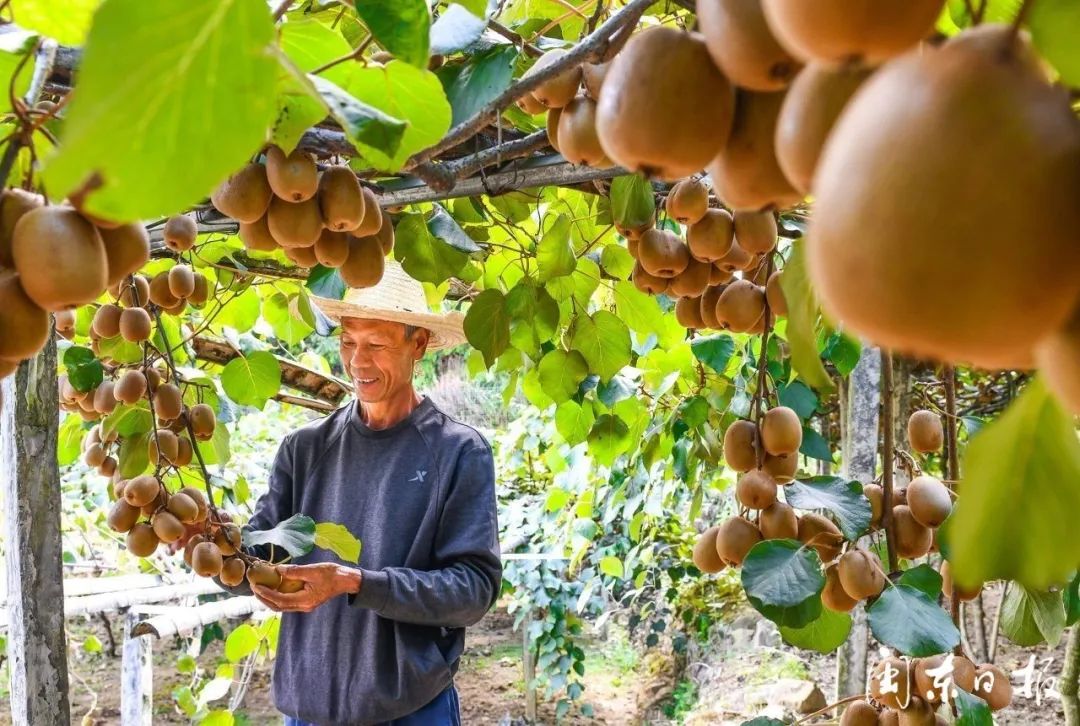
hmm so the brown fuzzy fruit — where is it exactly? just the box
[632,263,668,296]
[837,549,885,600]
[1035,305,1080,414]
[92,303,122,338]
[189,403,216,440]
[973,664,1011,711]
[870,658,912,711]
[638,230,690,279]
[107,499,141,533]
[687,209,735,263]
[809,34,1080,370]
[581,62,609,101]
[914,654,976,704]
[714,239,754,273]
[669,257,712,298]
[163,215,198,252]
[545,106,562,152]
[907,410,944,453]
[880,710,900,726]
[822,564,858,613]
[246,561,282,589]
[700,285,725,328]
[319,166,366,231]
[340,236,385,289]
[152,511,185,543]
[733,210,778,255]
[906,475,952,528]
[353,187,383,237]
[148,272,179,308]
[114,370,147,404]
[596,27,735,181]
[839,701,879,726]
[126,523,159,557]
[0,271,48,360]
[239,214,279,252]
[765,271,787,316]
[314,229,350,268]
[219,557,247,587]
[723,419,759,472]
[266,145,318,202]
[119,307,152,343]
[761,406,802,456]
[707,89,803,212]
[896,697,935,726]
[763,453,797,484]
[180,486,209,522]
[893,505,933,559]
[174,435,193,467]
[941,561,982,602]
[189,273,210,307]
[698,0,800,91]
[759,500,798,540]
[710,265,734,286]
[716,279,766,332]
[183,534,206,567]
[93,382,118,414]
[371,215,396,256]
[557,96,612,168]
[798,512,843,562]
[99,223,151,287]
[148,429,180,465]
[13,206,108,311]
[0,188,43,266]
[118,274,151,308]
[278,573,305,594]
[666,179,710,226]
[212,162,273,223]
[693,526,726,573]
[191,541,224,577]
[775,63,872,193]
[168,264,195,299]
[736,469,778,510]
[166,492,199,524]
[154,383,183,422]
[716,516,763,566]
[761,0,944,66]
[124,475,161,508]
[516,92,545,115]
[863,483,883,527]
[526,49,582,109]
[214,523,242,556]
[674,295,705,329]
[268,196,322,248]
[283,244,318,268]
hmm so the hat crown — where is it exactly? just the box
[341,261,429,314]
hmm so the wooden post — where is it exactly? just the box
[523,609,537,723]
[121,610,153,726]
[2,336,71,725]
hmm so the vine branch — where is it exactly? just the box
[880,349,899,574]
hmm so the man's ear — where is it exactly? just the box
[413,328,431,359]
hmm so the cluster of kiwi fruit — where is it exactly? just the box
[840,654,1011,724]
[211,146,394,289]
[183,516,301,594]
[0,189,152,381]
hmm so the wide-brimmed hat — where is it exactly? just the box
[311,261,466,351]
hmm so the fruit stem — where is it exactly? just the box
[1010,0,1036,41]
[943,364,963,636]
[752,257,776,469]
[880,349,899,574]
[128,275,166,488]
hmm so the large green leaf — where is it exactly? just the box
[224,623,259,662]
[63,346,103,392]
[691,334,736,374]
[899,564,943,600]
[10,0,99,44]
[1001,584,1066,647]
[536,214,577,282]
[430,3,489,55]
[954,687,994,726]
[263,292,314,346]
[569,310,631,382]
[780,240,835,393]
[220,351,281,409]
[463,288,510,367]
[57,414,86,467]
[946,378,1080,591]
[394,213,469,284]
[799,425,833,462]
[784,476,871,540]
[608,175,654,230]
[117,431,150,478]
[614,281,684,349]
[868,584,960,656]
[555,400,594,446]
[587,414,631,467]
[748,591,823,629]
[0,31,36,117]
[101,402,153,439]
[537,349,588,403]
[1028,0,1080,85]
[314,522,362,564]
[438,45,516,126]
[353,0,430,68]
[242,513,316,558]
[505,282,559,355]
[779,607,851,654]
[44,0,278,221]
[742,539,824,608]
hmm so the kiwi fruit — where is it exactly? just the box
[124,474,160,508]
[723,419,759,472]
[761,406,802,456]
[126,523,159,557]
[581,62,609,101]
[669,257,712,298]
[759,500,798,540]
[707,89,803,212]
[863,483,883,527]
[113,370,147,405]
[674,295,705,329]
[893,505,933,559]
[239,214,279,252]
[371,215,396,256]
[149,429,179,465]
[148,271,179,308]
[525,49,581,109]
[880,710,900,726]
[775,64,872,194]
[93,382,118,414]
[13,206,108,311]
[839,701,879,726]
[941,560,982,602]
[182,534,206,567]
[278,574,305,594]
[709,265,733,286]
[168,264,195,299]
[154,383,183,421]
[281,243,318,268]
[0,271,47,360]
[762,453,797,484]
[632,263,668,296]
[906,475,952,528]
[907,410,943,453]
[54,308,76,335]
[837,549,885,600]
[107,499,141,533]
[715,515,763,566]
[118,307,152,343]
[247,561,282,589]
[545,106,562,152]
[870,657,912,711]
[761,0,944,66]
[268,196,322,248]
[214,523,242,556]
[0,188,43,266]
[516,92,545,115]
[191,541,224,577]
[822,564,858,613]
[163,215,198,252]
[737,469,778,509]
[637,230,691,279]
[557,96,612,168]
[211,162,273,223]
[973,664,1011,711]
[151,510,184,543]
[99,223,151,286]
[266,145,318,202]
[189,403,216,440]
[353,188,383,237]
[687,209,734,263]
[180,486,209,522]
[219,557,247,587]
[733,210,778,255]
[165,492,199,524]
[764,271,787,316]
[1035,305,1080,414]
[714,239,754,274]
[314,229,350,268]
[174,435,193,467]
[797,512,843,562]
[84,442,107,468]
[896,697,935,726]
[319,166,366,231]
[810,34,1080,370]
[118,274,151,308]
[92,303,122,338]
[713,279,764,332]
[699,285,725,328]
[596,27,735,181]
[698,0,800,91]
[692,526,726,573]
[339,236,385,288]
[666,179,710,225]
[188,273,210,307]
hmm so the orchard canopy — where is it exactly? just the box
[0,0,1079,724]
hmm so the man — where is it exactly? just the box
[209,262,501,725]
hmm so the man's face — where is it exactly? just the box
[339,318,430,403]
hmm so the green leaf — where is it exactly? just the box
[1001,584,1066,647]
[394,213,469,284]
[954,687,994,726]
[10,0,99,45]
[101,403,153,439]
[463,288,510,367]
[213,286,261,333]
[741,539,825,608]
[570,310,631,382]
[439,45,516,125]
[779,607,851,654]
[117,432,150,479]
[587,414,631,467]
[537,214,577,281]
[537,349,588,403]
[868,584,960,656]
[97,335,143,365]
[799,425,832,462]
[242,513,316,558]
[428,204,482,253]
[196,421,231,467]
[224,623,259,662]
[506,282,559,355]
[306,265,347,301]
[778,381,818,420]
[609,175,654,230]
[221,351,281,409]
[263,292,314,345]
[57,415,85,467]
[430,3,488,55]
[314,522,362,564]
[614,281,684,349]
[0,32,34,119]
[555,400,594,446]
[748,591,822,630]
[599,556,624,579]
[43,0,278,221]
[946,378,1080,591]
[899,564,943,600]
[780,240,835,392]
[545,487,571,513]
[82,634,102,653]
[822,331,861,377]
[353,0,430,68]
[306,74,408,159]
[691,334,736,374]
[1028,0,1080,84]
[600,243,635,280]
[784,476,871,540]
[63,346,103,392]
[199,709,235,726]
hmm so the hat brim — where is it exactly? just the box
[311,296,467,351]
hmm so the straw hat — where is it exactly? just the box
[311,261,466,350]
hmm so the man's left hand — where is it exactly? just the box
[251,563,362,613]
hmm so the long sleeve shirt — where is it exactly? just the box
[240,397,501,725]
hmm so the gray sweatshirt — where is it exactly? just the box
[238,397,502,725]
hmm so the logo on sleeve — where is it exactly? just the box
[409,470,427,484]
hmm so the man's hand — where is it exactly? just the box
[251,563,362,613]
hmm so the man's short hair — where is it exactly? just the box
[403,324,419,338]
